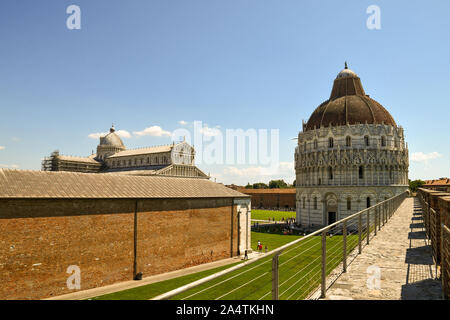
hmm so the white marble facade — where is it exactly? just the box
[295,67,409,228]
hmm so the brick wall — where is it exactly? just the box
[0,198,239,300]
[237,189,295,209]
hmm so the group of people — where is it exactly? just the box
[256,240,267,253]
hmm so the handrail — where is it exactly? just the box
[152,191,407,300]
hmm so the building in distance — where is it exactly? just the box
[42,125,208,179]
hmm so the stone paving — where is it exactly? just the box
[323,197,442,300]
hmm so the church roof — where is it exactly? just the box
[0,169,247,199]
[305,63,396,131]
[107,145,173,158]
[57,154,101,164]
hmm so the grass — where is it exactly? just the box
[251,209,296,221]
[172,232,360,300]
[251,231,302,252]
[89,262,242,300]
[90,229,363,301]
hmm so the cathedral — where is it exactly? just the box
[295,64,409,228]
[42,126,209,179]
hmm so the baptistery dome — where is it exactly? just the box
[305,63,396,131]
[294,63,409,230]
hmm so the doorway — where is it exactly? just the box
[328,212,337,225]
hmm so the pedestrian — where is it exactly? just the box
[265,245,268,253]
[244,250,248,260]
[257,240,261,252]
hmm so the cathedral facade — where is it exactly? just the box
[295,64,409,228]
[42,126,209,179]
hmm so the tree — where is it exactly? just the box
[268,179,288,189]
[252,182,268,189]
[409,179,425,192]
[245,183,253,189]
[293,180,296,187]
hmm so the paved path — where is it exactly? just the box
[45,255,245,300]
[324,197,442,300]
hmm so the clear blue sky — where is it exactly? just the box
[0,0,449,184]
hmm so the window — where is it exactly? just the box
[347,197,351,210]
[359,166,364,179]
[328,137,334,148]
[364,136,370,146]
[304,143,307,151]
[314,140,318,149]
[303,197,305,209]
[313,197,317,209]
[346,136,351,147]
[381,136,386,147]
[328,167,333,180]
[366,197,371,208]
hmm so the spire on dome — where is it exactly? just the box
[345,61,348,69]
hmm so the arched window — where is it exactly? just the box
[364,136,370,146]
[314,140,318,149]
[304,142,307,151]
[346,136,351,147]
[313,197,317,209]
[328,167,333,180]
[328,137,334,148]
[347,197,351,210]
[359,166,364,179]
[381,136,386,147]
[366,197,371,208]
[302,197,306,209]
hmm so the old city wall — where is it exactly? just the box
[0,198,238,300]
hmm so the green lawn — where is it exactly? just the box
[89,262,241,300]
[172,233,360,300]
[89,230,362,300]
[251,231,302,252]
[251,209,296,221]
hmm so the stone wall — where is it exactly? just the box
[237,189,295,210]
[0,197,243,300]
[417,188,450,299]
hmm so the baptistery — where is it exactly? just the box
[295,63,409,228]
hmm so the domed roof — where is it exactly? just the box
[99,126,125,149]
[305,63,396,131]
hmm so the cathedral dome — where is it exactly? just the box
[305,63,396,131]
[99,126,125,149]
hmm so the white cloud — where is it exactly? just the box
[0,146,5,150]
[88,130,132,139]
[411,152,442,162]
[116,130,132,138]
[178,120,188,125]
[133,126,171,137]
[212,161,295,185]
[199,125,221,137]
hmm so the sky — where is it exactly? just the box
[0,0,449,185]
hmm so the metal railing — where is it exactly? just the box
[271,191,407,299]
[152,191,407,300]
